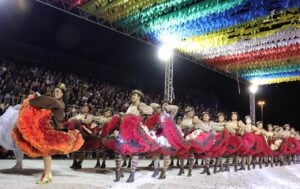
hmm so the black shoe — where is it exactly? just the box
[148,160,154,168]
[224,164,230,172]
[152,169,159,177]
[127,160,131,169]
[247,164,251,171]
[185,161,190,167]
[194,159,199,166]
[213,165,217,173]
[200,167,206,174]
[215,165,221,173]
[121,160,127,168]
[237,164,245,171]
[178,167,185,176]
[114,170,124,182]
[213,165,221,173]
[265,162,269,167]
[200,166,210,175]
[280,161,284,166]
[158,171,166,179]
[207,167,211,175]
[270,162,274,167]
[126,173,135,183]
[259,162,263,169]
[234,164,238,172]
[94,160,101,168]
[70,160,77,169]
[188,168,192,177]
[219,165,225,172]
[169,159,174,167]
[74,161,82,169]
[100,161,106,168]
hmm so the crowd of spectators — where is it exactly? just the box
[0,58,220,120]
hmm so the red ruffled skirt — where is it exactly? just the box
[68,120,102,151]
[278,137,299,156]
[155,115,190,156]
[105,115,160,155]
[12,98,84,158]
[101,116,122,151]
[206,129,230,158]
[190,132,215,158]
[245,134,268,156]
[295,140,300,155]
[237,132,256,156]
[224,134,242,156]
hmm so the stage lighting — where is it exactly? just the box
[249,83,259,94]
[158,44,173,61]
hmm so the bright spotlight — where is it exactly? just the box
[249,83,259,94]
[158,44,173,61]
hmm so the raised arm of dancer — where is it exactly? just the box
[29,95,62,110]
[195,123,211,132]
[210,121,225,131]
[138,103,153,115]
[165,105,179,117]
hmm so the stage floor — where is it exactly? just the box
[0,159,299,189]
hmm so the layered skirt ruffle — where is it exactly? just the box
[274,137,300,156]
[68,119,102,151]
[0,105,20,150]
[102,114,160,155]
[12,98,84,158]
[237,132,256,156]
[206,129,230,158]
[191,132,215,158]
[101,115,121,152]
[245,134,267,156]
[151,114,190,156]
[224,134,242,156]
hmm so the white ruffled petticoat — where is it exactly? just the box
[0,105,20,150]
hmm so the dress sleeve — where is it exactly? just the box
[210,122,225,131]
[138,103,153,115]
[196,123,211,132]
[29,95,62,110]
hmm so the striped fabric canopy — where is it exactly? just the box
[64,0,300,85]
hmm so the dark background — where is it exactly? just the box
[0,0,299,128]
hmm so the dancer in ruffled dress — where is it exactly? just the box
[12,83,84,184]
[0,104,24,169]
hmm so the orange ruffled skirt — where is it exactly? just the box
[12,98,84,158]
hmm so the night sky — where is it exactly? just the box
[0,0,299,128]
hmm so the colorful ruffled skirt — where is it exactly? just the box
[206,129,230,158]
[245,134,267,156]
[237,132,256,156]
[150,114,190,156]
[68,119,102,151]
[103,114,160,155]
[224,134,242,156]
[275,137,300,156]
[12,98,84,158]
[190,131,215,158]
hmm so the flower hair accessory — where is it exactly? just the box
[58,83,66,91]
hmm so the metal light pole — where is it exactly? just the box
[249,84,258,124]
[258,100,266,123]
[158,44,174,102]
